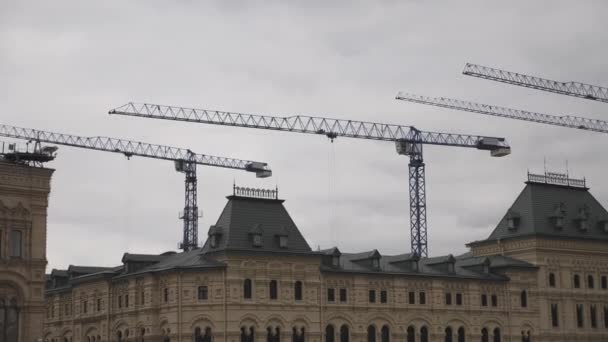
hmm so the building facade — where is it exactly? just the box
[43,175,608,342]
[0,160,54,341]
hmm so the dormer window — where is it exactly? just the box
[279,236,288,248]
[253,234,262,247]
[550,203,566,230]
[332,255,340,267]
[372,258,380,269]
[506,211,520,231]
[249,224,263,247]
[600,220,608,233]
[207,225,222,249]
[576,207,589,232]
[448,262,455,274]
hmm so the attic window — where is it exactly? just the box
[576,207,589,231]
[550,203,566,230]
[332,255,340,267]
[506,211,520,231]
[210,235,218,248]
[253,234,263,247]
[279,236,288,248]
[448,262,455,274]
[372,258,380,269]
[600,220,608,233]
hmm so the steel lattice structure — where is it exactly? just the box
[0,123,272,251]
[110,102,511,257]
[395,93,608,134]
[463,63,608,104]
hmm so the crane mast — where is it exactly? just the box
[463,63,608,104]
[110,102,511,257]
[0,123,272,251]
[395,93,608,133]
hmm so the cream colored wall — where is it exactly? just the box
[472,237,608,342]
[44,252,544,342]
[0,161,54,342]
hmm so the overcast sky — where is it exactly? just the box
[2,1,607,271]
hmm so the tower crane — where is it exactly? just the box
[463,63,608,104]
[395,93,608,133]
[109,102,511,257]
[0,123,272,251]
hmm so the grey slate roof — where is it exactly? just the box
[321,249,522,281]
[472,181,608,244]
[201,195,311,253]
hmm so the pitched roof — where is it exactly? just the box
[201,195,311,253]
[474,181,608,244]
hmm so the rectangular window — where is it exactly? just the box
[491,294,498,307]
[574,275,581,288]
[591,305,597,328]
[369,290,376,303]
[445,293,452,305]
[164,288,169,302]
[64,303,69,316]
[125,294,129,307]
[10,230,22,257]
[269,280,278,300]
[118,295,122,308]
[97,298,101,312]
[577,304,584,328]
[408,291,415,304]
[380,290,387,304]
[456,293,462,305]
[419,292,426,305]
[83,300,88,314]
[198,286,209,300]
[141,290,145,305]
[481,294,488,307]
[551,303,559,327]
[604,305,608,328]
[602,276,607,290]
[339,288,347,303]
[327,288,335,302]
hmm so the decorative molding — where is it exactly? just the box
[0,200,31,220]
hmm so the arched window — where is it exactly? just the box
[325,325,335,342]
[292,327,305,342]
[381,325,389,342]
[203,328,212,342]
[241,327,255,342]
[492,328,501,342]
[520,290,527,308]
[294,281,303,301]
[4,298,19,342]
[244,279,252,299]
[267,327,280,342]
[481,328,489,342]
[420,327,428,342]
[117,331,123,342]
[574,274,581,288]
[549,273,556,287]
[269,280,278,300]
[444,327,453,342]
[406,326,415,342]
[367,326,376,342]
[340,325,349,342]
[588,275,594,289]
[10,230,22,257]
[457,327,465,342]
